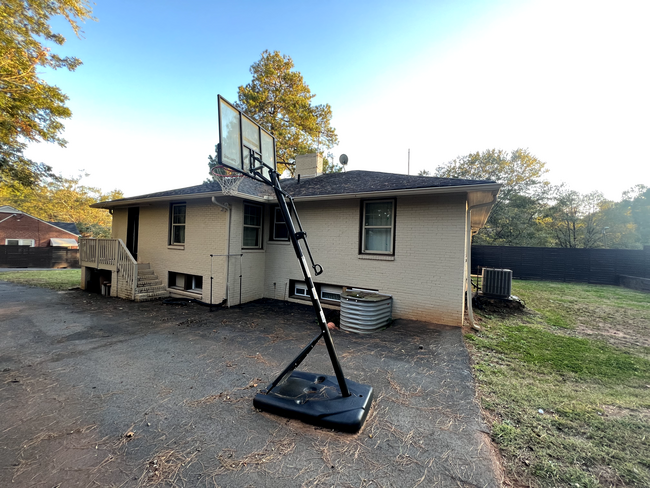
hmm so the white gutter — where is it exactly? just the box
[465,192,498,331]
[290,183,502,202]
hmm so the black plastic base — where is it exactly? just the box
[254,371,373,433]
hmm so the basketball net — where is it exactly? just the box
[211,165,245,196]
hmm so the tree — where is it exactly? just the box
[435,148,550,246]
[235,50,338,176]
[0,174,122,238]
[0,0,94,187]
[322,152,343,174]
[418,169,431,176]
[543,186,609,248]
[434,148,548,198]
[624,185,650,246]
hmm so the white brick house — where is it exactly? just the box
[82,154,500,326]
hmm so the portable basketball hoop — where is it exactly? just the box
[211,164,245,196]
[216,96,373,433]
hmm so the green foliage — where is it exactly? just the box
[544,185,609,248]
[434,148,649,248]
[0,0,94,186]
[322,153,343,174]
[435,148,548,198]
[0,174,121,237]
[435,148,551,246]
[235,50,338,176]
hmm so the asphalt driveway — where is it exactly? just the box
[0,282,501,487]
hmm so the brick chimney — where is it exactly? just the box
[295,153,323,179]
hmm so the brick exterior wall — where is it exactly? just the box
[263,194,468,325]
[112,199,231,304]
[0,212,78,247]
[110,192,469,326]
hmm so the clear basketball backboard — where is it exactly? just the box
[217,95,276,181]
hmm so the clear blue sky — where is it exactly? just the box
[25,0,649,200]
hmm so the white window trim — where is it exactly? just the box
[170,203,186,245]
[294,282,308,297]
[361,199,395,254]
[5,239,35,246]
[243,202,263,249]
[272,207,289,241]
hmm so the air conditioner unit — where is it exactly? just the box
[481,268,512,298]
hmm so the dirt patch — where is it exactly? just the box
[602,404,650,420]
[573,303,650,350]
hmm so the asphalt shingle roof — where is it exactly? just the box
[50,222,80,235]
[100,170,496,206]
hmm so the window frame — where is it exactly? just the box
[289,280,345,304]
[359,198,396,255]
[269,206,289,241]
[294,281,309,297]
[242,202,263,249]
[169,203,187,245]
[5,239,35,246]
[168,272,203,294]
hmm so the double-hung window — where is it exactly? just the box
[361,199,395,254]
[271,207,289,241]
[170,203,186,244]
[243,203,263,248]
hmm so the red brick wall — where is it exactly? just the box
[0,213,78,247]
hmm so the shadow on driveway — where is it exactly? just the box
[0,282,501,487]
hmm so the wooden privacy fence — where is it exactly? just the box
[0,246,80,269]
[471,245,650,285]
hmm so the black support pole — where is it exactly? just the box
[270,171,351,397]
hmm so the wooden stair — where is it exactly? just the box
[134,263,169,302]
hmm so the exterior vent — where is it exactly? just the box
[481,268,512,298]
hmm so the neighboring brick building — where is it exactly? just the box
[0,206,80,248]
[86,155,500,326]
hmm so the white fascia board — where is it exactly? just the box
[91,192,268,209]
[288,183,502,202]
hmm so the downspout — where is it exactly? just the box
[212,197,232,306]
[466,193,498,331]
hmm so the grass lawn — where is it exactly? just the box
[466,280,650,487]
[0,269,81,290]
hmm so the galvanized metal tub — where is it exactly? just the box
[340,290,392,334]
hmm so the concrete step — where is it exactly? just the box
[138,263,151,270]
[134,290,169,302]
[137,278,163,287]
[136,284,167,294]
[138,268,156,277]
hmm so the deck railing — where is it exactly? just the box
[80,238,138,299]
[116,240,138,299]
[80,238,118,269]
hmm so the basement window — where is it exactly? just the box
[168,272,202,293]
[320,285,342,302]
[294,281,309,297]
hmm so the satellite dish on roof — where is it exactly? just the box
[339,154,348,166]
